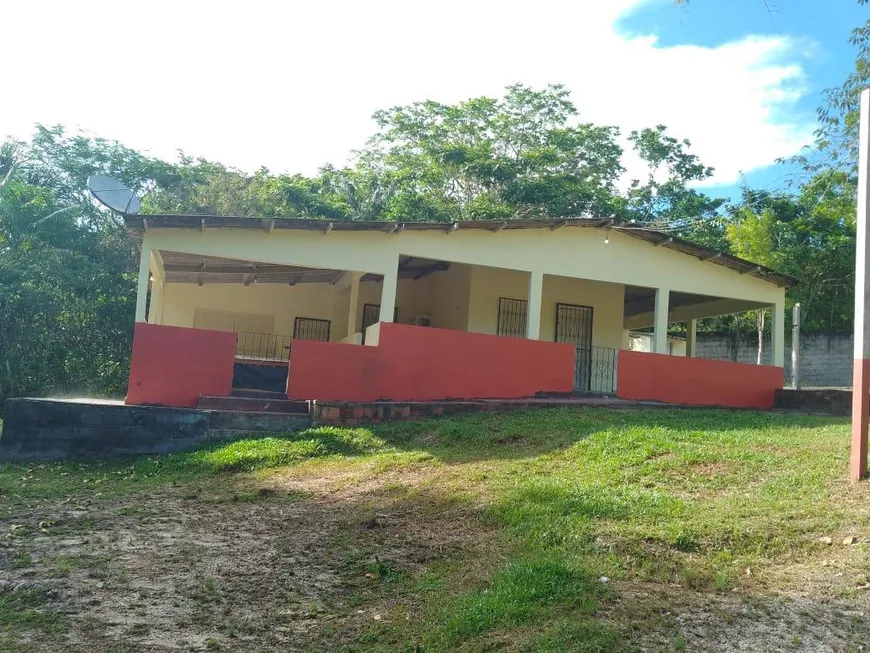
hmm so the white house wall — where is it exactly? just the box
[141,226,785,305]
[162,283,341,340]
[465,267,624,348]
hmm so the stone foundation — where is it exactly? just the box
[0,398,310,461]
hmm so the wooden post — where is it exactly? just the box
[851,88,870,482]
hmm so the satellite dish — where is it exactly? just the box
[86,175,141,215]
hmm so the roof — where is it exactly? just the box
[128,214,794,288]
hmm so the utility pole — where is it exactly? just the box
[851,88,870,482]
[792,304,801,389]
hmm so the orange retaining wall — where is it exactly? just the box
[126,323,237,408]
[616,350,783,409]
[287,322,575,402]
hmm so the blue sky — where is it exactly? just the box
[619,0,868,200]
[2,0,867,206]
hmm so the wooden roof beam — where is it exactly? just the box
[412,262,449,281]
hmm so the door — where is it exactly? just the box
[555,303,594,391]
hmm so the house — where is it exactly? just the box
[628,331,687,356]
[125,216,789,409]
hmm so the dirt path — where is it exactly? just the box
[1,466,488,652]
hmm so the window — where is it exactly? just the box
[293,317,331,342]
[497,298,527,338]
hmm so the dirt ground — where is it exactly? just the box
[1,464,491,652]
[4,462,870,652]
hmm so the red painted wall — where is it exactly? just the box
[616,350,784,409]
[126,323,237,407]
[287,322,575,402]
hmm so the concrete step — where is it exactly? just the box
[197,395,309,414]
[231,388,288,400]
[205,411,311,433]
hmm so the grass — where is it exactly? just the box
[0,408,864,651]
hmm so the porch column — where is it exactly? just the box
[378,260,398,324]
[135,245,151,323]
[347,272,362,338]
[771,301,785,367]
[653,288,670,354]
[149,275,165,324]
[526,269,544,339]
[685,319,697,358]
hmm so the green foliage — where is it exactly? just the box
[805,0,870,173]
[426,558,605,648]
[723,173,856,331]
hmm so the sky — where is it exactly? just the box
[3,0,867,200]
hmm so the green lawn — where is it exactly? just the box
[1,408,868,652]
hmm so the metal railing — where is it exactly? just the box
[575,346,618,394]
[235,331,292,364]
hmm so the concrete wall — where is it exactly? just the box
[287,322,574,402]
[617,350,783,409]
[695,331,853,388]
[0,398,309,461]
[126,324,237,407]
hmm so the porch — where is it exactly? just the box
[132,242,785,405]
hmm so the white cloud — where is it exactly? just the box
[2,0,814,189]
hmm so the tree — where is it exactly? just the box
[725,175,856,334]
[356,84,626,221]
[625,125,724,225]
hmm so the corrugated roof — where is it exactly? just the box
[128,214,794,288]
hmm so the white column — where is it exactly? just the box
[771,301,785,367]
[852,88,870,481]
[347,272,362,338]
[149,276,164,324]
[526,270,544,339]
[686,319,697,358]
[378,261,398,324]
[135,245,151,323]
[653,288,669,354]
